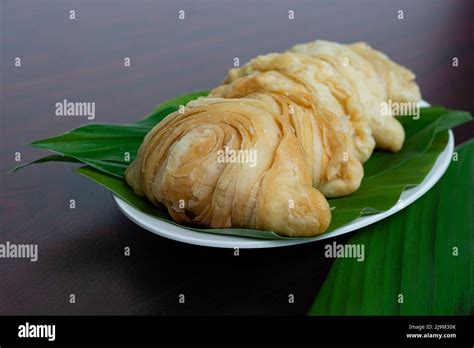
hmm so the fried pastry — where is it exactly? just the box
[126,39,421,236]
[125,98,331,237]
[290,40,421,152]
[211,53,364,197]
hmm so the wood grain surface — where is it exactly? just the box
[1,0,473,315]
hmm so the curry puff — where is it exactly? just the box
[126,39,421,237]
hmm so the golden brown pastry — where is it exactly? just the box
[125,97,331,237]
[126,39,421,237]
[210,53,364,197]
[220,52,375,163]
[290,40,421,152]
[347,42,421,104]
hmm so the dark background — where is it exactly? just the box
[1,0,473,315]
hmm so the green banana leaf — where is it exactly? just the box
[12,91,472,239]
[20,90,210,178]
[309,139,474,315]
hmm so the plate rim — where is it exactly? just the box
[114,129,454,249]
[114,99,454,248]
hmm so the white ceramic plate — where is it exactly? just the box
[113,102,455,248]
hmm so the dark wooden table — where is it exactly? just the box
[1,0,473,315]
